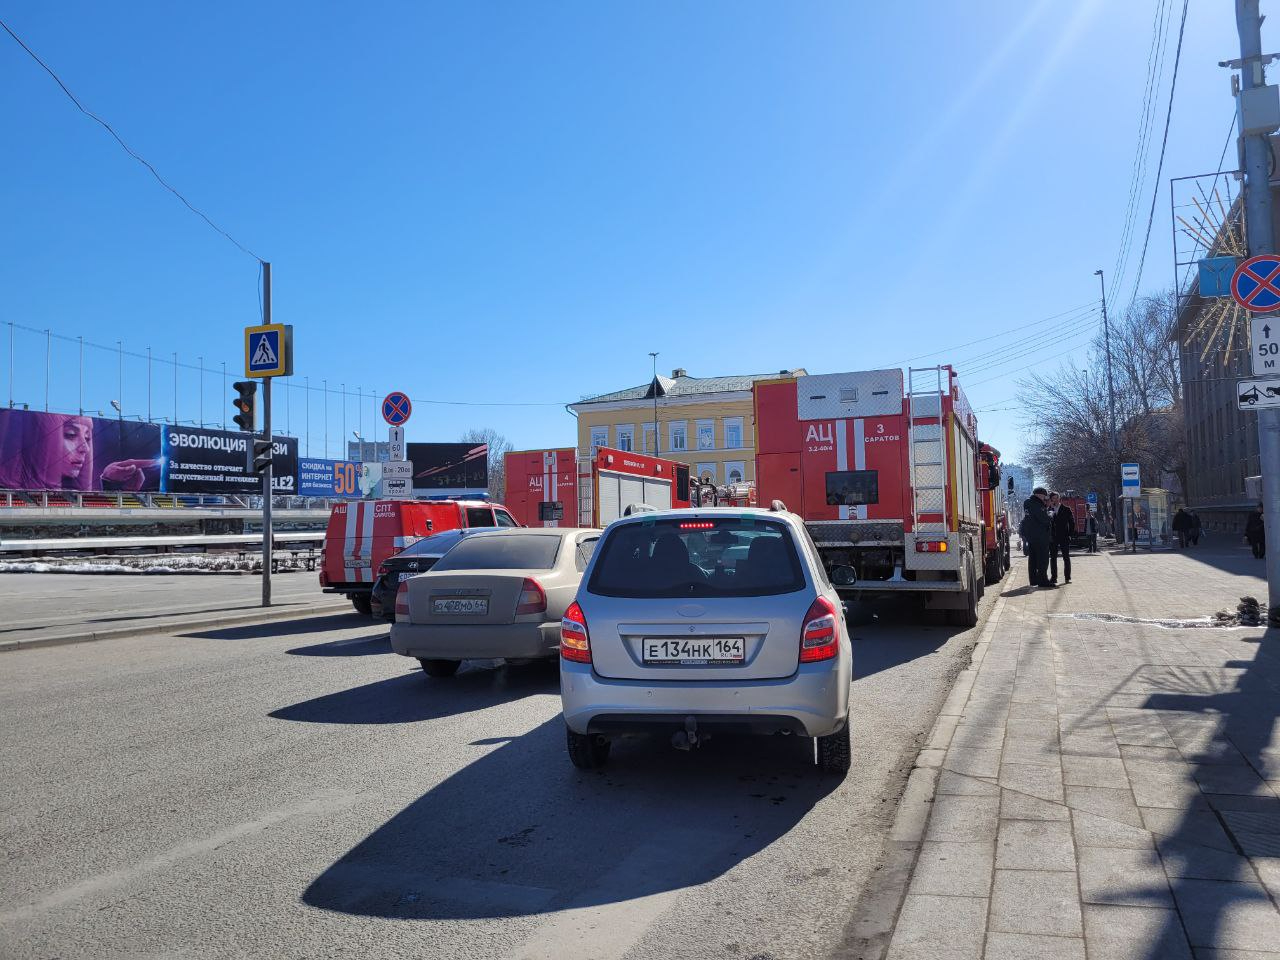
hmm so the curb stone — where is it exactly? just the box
[0,602,356,653]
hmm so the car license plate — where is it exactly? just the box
[432,597,488,616]
[643,637,745,664]
[397,572,416,583]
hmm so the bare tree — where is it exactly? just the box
[1016,288,1185,521]
[460,427,513,502]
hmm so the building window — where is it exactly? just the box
[616,424,634,452]
[590,425,608,453]
[696,462,716,483]
[642,423,656,454]
[725,461,745,485]
[696,419,715,450]
[669,421,687,451]
[724,417,743,449]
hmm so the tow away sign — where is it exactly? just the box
[1237,376,1280,410]
[1254,316,1280,375]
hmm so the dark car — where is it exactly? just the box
[369,528,493,620]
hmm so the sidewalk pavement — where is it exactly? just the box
[882,543,1280,960]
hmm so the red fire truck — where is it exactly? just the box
[978,443,1012,583]
[504,446,691,528]
[754,366,996,626]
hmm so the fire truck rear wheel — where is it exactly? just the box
[947,563,979,628]
[351,594,373,616]
[985,552,1002,585]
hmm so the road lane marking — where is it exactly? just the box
[0,791,360,925]
[505,827,739,960]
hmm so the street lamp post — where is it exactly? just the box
[649,351,660,454]
[1095,269,1120,539]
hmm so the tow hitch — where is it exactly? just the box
[671,716,700,751]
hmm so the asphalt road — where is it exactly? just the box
[0,570,345,643]
[0,585,996,960]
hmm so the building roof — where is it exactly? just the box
[574,370,806,407]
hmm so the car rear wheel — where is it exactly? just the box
[418,658,461,678]
[566,724,611,769]
[816,723,851,775]
[351,594,373,616]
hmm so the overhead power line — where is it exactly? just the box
[889,301,1098,368]
[1121,0,1191,310]
[0,17,263,263]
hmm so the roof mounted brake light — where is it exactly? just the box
[678,521,715,529]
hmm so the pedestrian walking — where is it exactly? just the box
[1172,507,1191,548]
[1246,504,1266,559]
[1126,508,1138,553]
[1048,491,1074,584]
[1021,487,1053,588]
[1189,511,1202,547]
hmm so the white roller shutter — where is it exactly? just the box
[642,477,672,509]
[598,474,621,526]
[619,475,645,515]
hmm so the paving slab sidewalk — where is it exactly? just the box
[882,543,1280,960]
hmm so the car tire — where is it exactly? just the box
[817,723,851,776]
[418,658,461,678]
[947,563,979,628]
[985,552,1002,585]
[566,724,611,769]
[351,594,373,616]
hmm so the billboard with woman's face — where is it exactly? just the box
[0,409,161,492]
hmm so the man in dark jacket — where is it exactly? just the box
[1246,504,1265,559]
[1172,508,1191,548]
[1048,492,1075,584]
[1022,487,1054,588]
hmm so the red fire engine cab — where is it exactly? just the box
[978,442,1012,583]
[504,446,691,528]
[754,365,999,626]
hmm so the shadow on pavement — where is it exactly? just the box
[180,612,369,641]
[849,596,955,680]
[270,660,557,725]
[287,635,393,657]
[1126,624,1280,958]
[302,715,839,920]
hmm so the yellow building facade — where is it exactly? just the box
[568,368,804,486]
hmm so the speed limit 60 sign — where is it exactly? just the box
[1255,315,1280,375]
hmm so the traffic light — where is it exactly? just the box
[251,439,273,474]
[232,381,257,432]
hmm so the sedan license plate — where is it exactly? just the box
[432,597,488,616]
[643,637,745,665]
[397,572,416,583]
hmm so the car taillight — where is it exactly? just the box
[916,540,949,553]
[377,563,390,577]
[560,601,591,663]
[799,596,839,663]
[516,578,547,616]
[395,582,410,622]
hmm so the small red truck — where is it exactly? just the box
[320,499,519,614]
[754,365,999,626]
[505,446,691,528]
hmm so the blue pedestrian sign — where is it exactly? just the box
[382,391,412,425]
[1231,255,1280,314]
[244,323,292,378]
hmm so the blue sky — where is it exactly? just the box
[0,1,1246,463]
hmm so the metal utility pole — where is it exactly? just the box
[198,356,204,427]
[342,382,347,457]
[305,375,310,457]
[172,352,178,425]
[44,330,51,411]
[1235,0,1280,619]
[323,378,329,459]
[147,347,152,421]
[221,361,226,428]
[8,321,13,408]
[649,351,660,454]
[78,336,84,415]
[262,261,274,607]
[1095,269,1121,539]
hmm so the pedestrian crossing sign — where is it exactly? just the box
[244,323,292,378]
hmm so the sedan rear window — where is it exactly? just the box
[398,530,470,557]
[588,516,806,598]
[432,534,561,571]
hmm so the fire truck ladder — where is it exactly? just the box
[576,454,594,527]
[907,366,949,535]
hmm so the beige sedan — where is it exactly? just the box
[390,528,602,677]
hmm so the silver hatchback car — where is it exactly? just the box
[560,507,852,774]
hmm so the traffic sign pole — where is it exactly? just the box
[1235,0,1280,624]
[262,263,273,608]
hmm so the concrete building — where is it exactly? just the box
[568,368,805,485]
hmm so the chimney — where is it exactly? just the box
[671,368,687,378]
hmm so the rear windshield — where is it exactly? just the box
[588,516,806,598]
[399,530,469,558]
[432,533,561,571]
